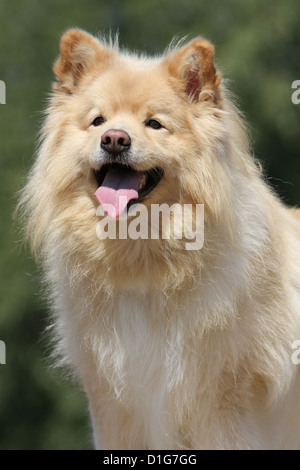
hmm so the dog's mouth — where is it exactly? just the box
[94,163,163,218]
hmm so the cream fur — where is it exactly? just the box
[20,29,300,449]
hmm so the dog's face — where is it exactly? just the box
[75,64,188,217]
[31,29,238,287]
[51,29,225,211]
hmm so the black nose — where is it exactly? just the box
[101,129,131,154]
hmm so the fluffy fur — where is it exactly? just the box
[20,29,300,449]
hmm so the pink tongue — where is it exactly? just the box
[94,166,142,218]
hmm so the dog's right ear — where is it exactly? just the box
[53,29,114,93]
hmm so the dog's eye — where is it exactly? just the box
[146,119,163,130]
[92,116,105,127]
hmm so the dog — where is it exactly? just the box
[20,28,300,449]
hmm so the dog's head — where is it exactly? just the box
[52,28,224,209]
[23,29,249,289]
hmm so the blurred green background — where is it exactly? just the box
[0,0,299,450]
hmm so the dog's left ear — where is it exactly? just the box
[164,38,221,103]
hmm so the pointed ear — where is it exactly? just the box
[53,29,114,93]
[164,38,221,103]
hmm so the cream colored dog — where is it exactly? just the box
[21,29,300,449]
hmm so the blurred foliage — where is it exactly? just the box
[0,0,299,450]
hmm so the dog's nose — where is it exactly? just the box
[101,129,131,154]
